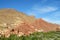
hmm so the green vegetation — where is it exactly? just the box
[0,31,60,40]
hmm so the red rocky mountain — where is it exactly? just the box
[0,9,60,37]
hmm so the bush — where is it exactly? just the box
[0,31,60,40]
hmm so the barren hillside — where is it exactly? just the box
[0,9,60,37]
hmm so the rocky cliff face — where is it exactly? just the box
[0,9,60,37]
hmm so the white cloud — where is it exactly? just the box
[26,6,58,16]
[47,11,60,20]
[26,5,60,24]
[43,18,60,24]
[42,11,60,24]
[52,11,60,17]
[32,6,58,14]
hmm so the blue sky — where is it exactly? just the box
[0,0,60,24]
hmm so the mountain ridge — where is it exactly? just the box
[0,9,60,37]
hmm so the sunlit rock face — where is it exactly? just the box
[0,9,36,37]
[0,9,36,28]
[32,18,60,32]
[14,22,35,35]
[0,9,21,29]
[0,9,60,37]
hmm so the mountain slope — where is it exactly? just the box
[0,9,60,37]
[33,18,60,32]
[0,9,36,30]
